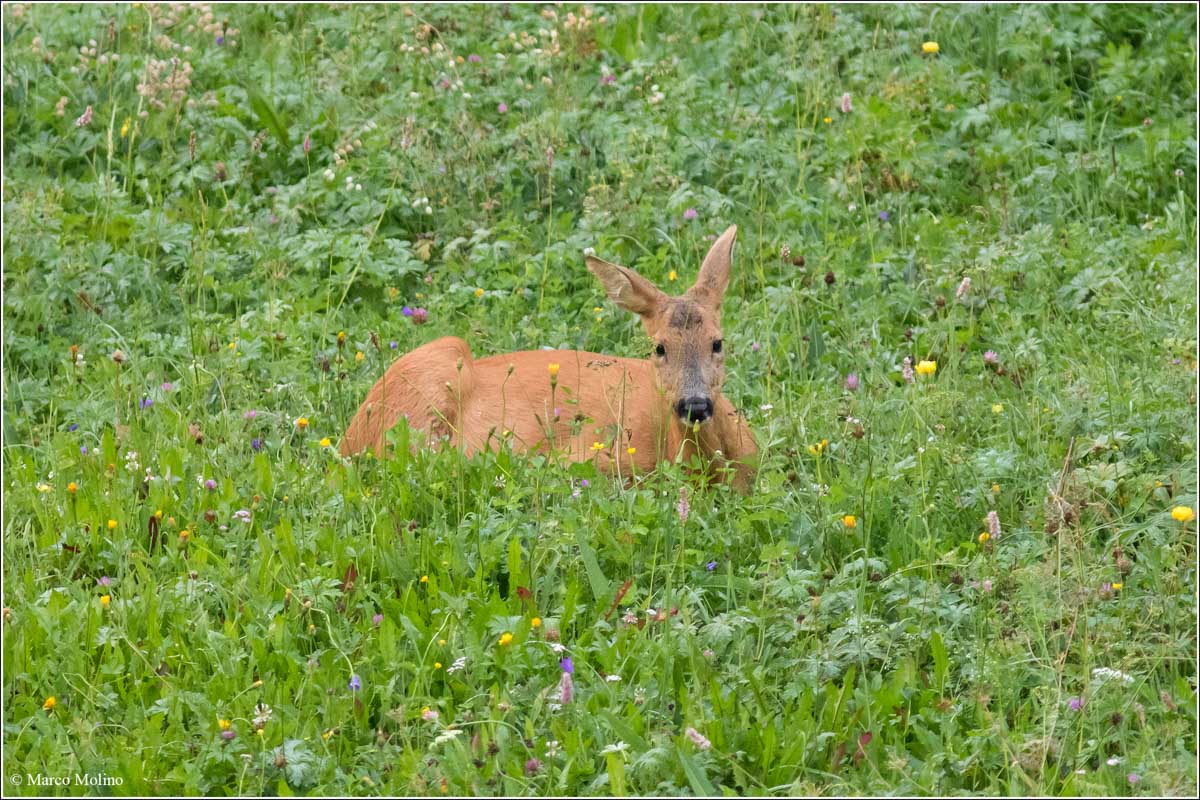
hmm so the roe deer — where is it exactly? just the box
[340,224,757,488]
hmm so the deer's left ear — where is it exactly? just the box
[688,224,737,308]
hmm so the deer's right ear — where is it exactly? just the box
[586,256,665,317]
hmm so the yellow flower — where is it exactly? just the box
[915,360,936,376]
[474,288,485,298]
[120,117,131,138]
[295,417,309,430]
[434,662,442,669]
[808,438,829,456]
[978,531,990,544]
[155,509,163,519]
[922,41,940,54]
[627,447,636,456]
[1171,506,1195,523]
[337,331,347,345]
[321,728,335,740]
[179,529,190,542]
[842,515,857,529]
[218,718,231,731]
[991,403,1003,414]
[498,632,513,647]
[319,437,332,448]
[388,286,399,299]
[531,616,542,628]
[668,270,677,282]
[107,519,117,530]
[548,363,560,379]
[308,623,316,634]
[43,696,56,711]
[991,483,1000,494]
[823,116,832,124]
[228,341,237,351]
[252,680,263,688]
[419,575,429,584]
[438,638,446,646]
[36,482,52,493]
[1111,582,1123,591]
[355,351,364,363]
[67,482,78,494]
[100,594,111,607]
[591,441,605,452]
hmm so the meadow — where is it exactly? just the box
[2,3,1197,796]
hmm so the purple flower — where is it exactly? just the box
[468,54,482,63]
[1127,774,1140,785]
[216,35,224,46]
[878,211,889,222]
[706,560,718,571]
[1068,697,1084,712]
[560,657,574,674]
[751,342,761,352]
[80,445,88,455]
[251,438,263,452]
[402,306,414,317]
[498,102,508,114]
[525,758,542,775]
[349,674,362,691]
[220,729,236,740]
[840,92,852,113]
[161,382,174,392]
[983,350,999,365]
[844,373,860,391]
[412,308,428,324]
[69,424,79,432]
[986,510,1001,539]
[244,409,257,420]
[203,479,217,491]
[372,613,383,627]
[140,396,154,410]
[390,341,398,350]
[601,73,616,85]
[683,207,698,221]
[580,479,589,488]
[97,576,112,587]
[303,134,311,154]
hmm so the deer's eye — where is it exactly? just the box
[712,339,723,354]
[654,343,666,357]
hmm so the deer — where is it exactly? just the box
[339,224,757,489]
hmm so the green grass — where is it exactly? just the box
[2,2,1197,796]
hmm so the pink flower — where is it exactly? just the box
[676,487,689,525]
[685,727,712,750]
[844,373,860,391]
[558,671,573,704]
[981,579,993,593]
[371,613,383,627]
[751,342,761,352]
[983,350,999,365]
[1068,696,1083,712]
[468,54,482,63]
[422,707,439,722]
[497,102,508,114]
[601,73,616,85]
[683,207,698,221]
[986,511,1001,539]
[75,105,94,127]
[303,134,311,154]
[902,357,915,384]
[525,758,542,775]
[840,92,852,113]
[956,276,971,301]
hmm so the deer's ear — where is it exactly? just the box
[586,256,665,317]
[688,224,737,308]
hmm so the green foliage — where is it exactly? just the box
[2,2,1197,796]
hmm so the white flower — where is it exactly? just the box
[605,674,622,682]
[600,741,629,755]
[1107,757,1123,766]
[323,168,335,181]
[253,703,273,728]
[446,656,467,675]
[1091,667,1135,686]
[433,729,464,745]
[548,643,566,654]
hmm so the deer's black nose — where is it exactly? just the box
[676,397,713,423]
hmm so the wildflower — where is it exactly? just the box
[978,531,990,544]
[433,661,442,669]
[412,308,428,324]
[120,117,131,138]
[626,447,636,456]
[253,703,272,728]
[218,718,231,731]
[1112,582,1123,591]
[560,656,574,674]
[97,576,111,587]
[605,674,622,682]
[922,41,939,54]
[433,729,462,745]
[251,438,263,452]
[355,351,364,363]
[751,342,761,352]
[548,363,560,379]
[992,403,1003,414]
[474,288,485,298]
[55,96,68,117]
[243,409,257,420]
[468,53,482,63]
[843,515,857,529]
[839,92,852,113]
[525,758,543,775]
[319,437,332,448]
[419,575,429,584]
[955,276,971,301]
[916,360,937,376]
[590,441,604,452]
[1171,506,1195,522]
[497,102,508,113]
[421,706,439,722]
[706,560,718,571]
[233,509,251,524]
[43,696,56,711]
[981,579,992,592]
[600,741,629,755]
[371,613,383,627]
[878,211,890,222]
[348,675,362,691]
[498,632,514,647]
[107,519,117,530]
[1127,773,1140,785]
[531,616,542,628]
[622,610,638,625]
[295,417,309,430]
[823,116,832,124]
[204,478,217,491]
[991,483,1000,494]
[685,727,712,750]
[36,482,52,493]
[75,105,94,126]
[100,594,111,607]
[676,487,690,524]
[902,357,915,383]
[983,350,999,366]
[221,730,236,740]
[807,439,829,456]
[844,373,859,391]
[683,207,698,221]
[111,349,126,364]
[447,656,467,674]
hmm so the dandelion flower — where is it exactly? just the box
[547,363,560,379]
[668,270,677,281]
[295,417,309,430]
[1171,506,1195,522]
[991,483,1000,494]
[842,515,857,529]
[100,594,111,607]
[916,360,937,376]
[355,351,364,363]
[43,696,57,711]
[419,575,429,584]
[627,446,636,456]
[531,616,542,628]
[474,288,485,298]
[498,632,513,647]
[107,519,117,530]
[319,437,332,448]
[922,41,940,54]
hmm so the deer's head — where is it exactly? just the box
[586,225,737,426]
